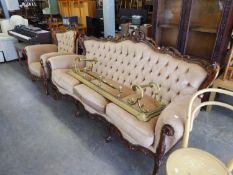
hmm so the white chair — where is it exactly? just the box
[0,15,28,62]
[166,88,233,175]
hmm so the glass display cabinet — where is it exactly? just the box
[152,0,233,65]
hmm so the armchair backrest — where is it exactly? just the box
[83,37,219,105]
[56,30,77,53]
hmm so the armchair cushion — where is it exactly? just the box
[106,103,158,148]
[84,40,207,105]
[52,69,80,94]
[28,62,42,77]
[154,95,201,153]
[26,44,58,64]
[74,84,109,114]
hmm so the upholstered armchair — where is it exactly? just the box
[0,15,28,62]
[25,30,78,94]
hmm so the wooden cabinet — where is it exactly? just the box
[155,0,182,48]
[152,0,233,65]
[58,0,96,27]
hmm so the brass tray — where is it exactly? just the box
[68,70,165,122]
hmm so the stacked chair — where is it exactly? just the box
[25,29,78,94]
[166,88,233,175]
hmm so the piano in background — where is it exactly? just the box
[8,25,52,44]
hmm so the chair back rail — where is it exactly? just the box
[181,88,233,173]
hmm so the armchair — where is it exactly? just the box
[0,15,28,62]
[166,88,233,175]
[25,29,78,94]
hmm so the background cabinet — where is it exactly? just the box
[58,0,96,28]
[152,0,233,65]
[155,0,182,48]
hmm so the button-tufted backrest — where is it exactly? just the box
[56,31,77,53]
[84,39,207,105]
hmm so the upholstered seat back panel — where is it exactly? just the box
[56,31,76,53]
[84,40,207,105]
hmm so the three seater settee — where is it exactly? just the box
[47,31,219,174]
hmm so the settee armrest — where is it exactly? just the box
[40,52,74,67]
[154,95,201,153]
[40,52,75,77]
[25,44,58,64]
[48,54,85,71]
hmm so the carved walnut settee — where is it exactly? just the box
[47,32,219,174]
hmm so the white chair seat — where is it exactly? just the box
[166,148,231,175]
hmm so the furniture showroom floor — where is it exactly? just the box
[0,62,232,175]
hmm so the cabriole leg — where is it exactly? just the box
[153,124,174,175]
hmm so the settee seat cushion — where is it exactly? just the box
[106,103,158,147]
[28,62,41,77]
[52,69,80,94]
[74,84,109,114]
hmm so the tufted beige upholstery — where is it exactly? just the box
[48,38,210,154]
[84,40,207,105]
[56,31,77,53]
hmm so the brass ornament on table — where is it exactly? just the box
[117,85,123,98]
[74,55,98,73]
[128,82,162,113]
